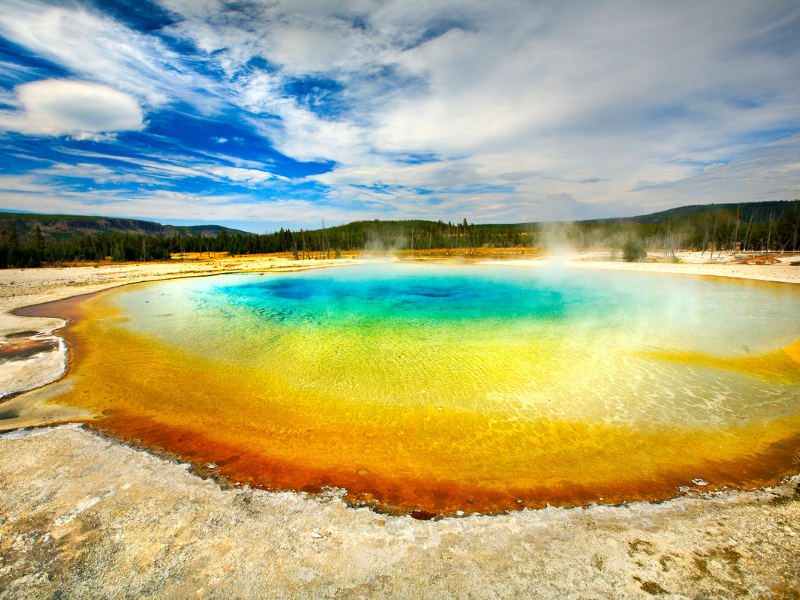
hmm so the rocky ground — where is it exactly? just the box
[1,253,799,599]
[1,425,799,599]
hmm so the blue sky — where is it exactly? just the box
[0,0,799,233]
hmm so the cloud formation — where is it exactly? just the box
[0,0,798,230]
[0,79,143,138]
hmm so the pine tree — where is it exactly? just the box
[35,225,45,251]
[8,223,19,246]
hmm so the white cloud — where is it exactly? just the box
[208,166,287,183]
[0,79,144,137]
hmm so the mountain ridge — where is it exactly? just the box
[2,199,797,242]
[0,212,252,240]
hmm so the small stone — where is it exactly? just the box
[410,510,436,521]
[310,532,323,539]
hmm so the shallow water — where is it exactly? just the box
[27,264,800,514]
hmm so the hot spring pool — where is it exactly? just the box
[30,264,800,514]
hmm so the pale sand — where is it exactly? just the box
[1,254,798,599]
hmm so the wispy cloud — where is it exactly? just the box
[628,133,800,201]
[0,0,221,112]
[48,147,288,186]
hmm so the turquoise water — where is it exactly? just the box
[123,264,800,347]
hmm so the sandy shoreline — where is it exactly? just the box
[1,253,799,599]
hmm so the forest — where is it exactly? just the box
[0,201,798,268]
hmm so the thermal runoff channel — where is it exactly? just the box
[37,265,800,514]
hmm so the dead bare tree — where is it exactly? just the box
[765,212,773,262]
[709,214,718,262]
[743,209,756,255]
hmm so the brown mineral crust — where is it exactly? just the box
[0,337,59,362]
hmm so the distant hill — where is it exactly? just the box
[0,212,251,241]
[318,201,799,233]
[583,200,798,226]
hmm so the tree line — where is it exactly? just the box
[566,202,800,259]
[1,202,798,268]
[0,217,530,267]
